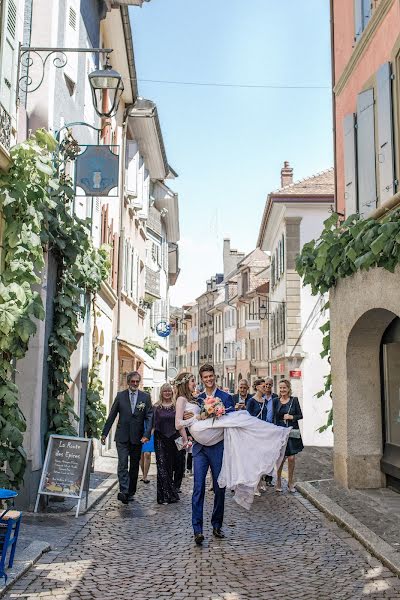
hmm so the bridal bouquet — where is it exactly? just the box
[201,396,226,423]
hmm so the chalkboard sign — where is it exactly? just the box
[34,435,92,518]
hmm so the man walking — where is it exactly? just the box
[186,363,234,545]
[101,371,153,504]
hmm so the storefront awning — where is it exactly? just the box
[118,340,165,387]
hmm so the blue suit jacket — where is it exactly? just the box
[193,388,234,455]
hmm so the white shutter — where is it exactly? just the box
[343,113,358,215]
[0,0,18,116]
[377,62,396,203]
[132,249,138,303]
[125,141,140,200]
[64,0,79,84]
[139,168,150,219]
[357,88,377,218]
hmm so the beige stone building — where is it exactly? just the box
[257,163,334,445]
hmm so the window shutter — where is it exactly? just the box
[0,0,18,116]
[125,141,139,199]
[377,62,396,203]
[357,88,377,218]
[343,113,358,215]
[362,0,372,29]
[354,0,363,41]
[112,233,119,290]
[64,0,79,84]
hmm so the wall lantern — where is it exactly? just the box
[88,57,124,118]
[259,303,268,320]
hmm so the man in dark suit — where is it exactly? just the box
[232,379,253,409]
[101,371,153,504]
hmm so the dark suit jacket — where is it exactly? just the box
[193,388,235,455]
[102,389,153,444]
[232,393,253,407]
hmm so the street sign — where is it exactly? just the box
[75,145,119,197]
[290,370,302,378]
[34,435,92,518]
[245,319,260,331]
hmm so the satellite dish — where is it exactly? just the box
[167,367,178,380]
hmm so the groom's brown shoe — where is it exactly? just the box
[213,528,225,539]
[194,533,204,546]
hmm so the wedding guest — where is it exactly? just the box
[232,379,252,410]
[140,433,154,484]
[275,379,304,493]
[154,383,184,505]
[101,371,152,504]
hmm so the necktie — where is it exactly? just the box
[130,391,137,414]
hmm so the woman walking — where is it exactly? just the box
[275,379,304,493]
[154,383,184,505]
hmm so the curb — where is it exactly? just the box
[80,473,118,515]
[296,481,400,577]
[0,541,50,598]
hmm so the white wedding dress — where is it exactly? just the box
[178,401,291,510]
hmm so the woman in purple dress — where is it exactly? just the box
[154,383,185,505]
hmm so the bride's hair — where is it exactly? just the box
[174,372,196,403]
[154,383,175,408]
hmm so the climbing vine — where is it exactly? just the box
[296,209,400,431]
[0,129,109,488]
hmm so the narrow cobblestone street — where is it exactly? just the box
[4,475,400,600]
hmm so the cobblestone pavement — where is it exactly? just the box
[4,474,400,600]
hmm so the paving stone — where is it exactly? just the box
[2,467,400,600]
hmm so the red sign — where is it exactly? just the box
[290,370,302,379]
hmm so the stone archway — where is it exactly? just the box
[329,267,400,489]
[341,309,396,488]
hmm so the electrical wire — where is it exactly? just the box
[131,77,331,90]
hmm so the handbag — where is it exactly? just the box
[286,399,302,439]
[175,436,184,451]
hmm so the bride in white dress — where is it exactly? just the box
[175,374,291,510]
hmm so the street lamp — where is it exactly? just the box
[17,47,123,118]
[88,57,124,118]
[259,303,268,320]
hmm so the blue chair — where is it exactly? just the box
[0,489,21,584]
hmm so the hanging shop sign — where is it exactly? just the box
[156,321,172,338]
[75,145,119,197]
[34,435,92,518]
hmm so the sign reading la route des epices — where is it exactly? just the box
[34,435,92,518]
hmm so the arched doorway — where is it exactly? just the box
[381,317,400,489]
[340,308,397,488]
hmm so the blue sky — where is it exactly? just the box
[130,0,333,306]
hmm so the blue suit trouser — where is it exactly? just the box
[192,440,225,534]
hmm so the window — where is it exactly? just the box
[0,0,18,115]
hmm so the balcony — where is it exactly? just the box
[145,266,160,298]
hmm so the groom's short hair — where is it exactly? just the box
[199,363,214,377]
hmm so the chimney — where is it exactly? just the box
[281,161,293,188]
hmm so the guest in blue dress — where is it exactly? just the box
[140,433,154,484]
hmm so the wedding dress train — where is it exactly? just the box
[183,405,291,510]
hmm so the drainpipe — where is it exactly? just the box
[108,102,134,422]
[330,0,338,210]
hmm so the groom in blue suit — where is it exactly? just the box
[186,363,234,545]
